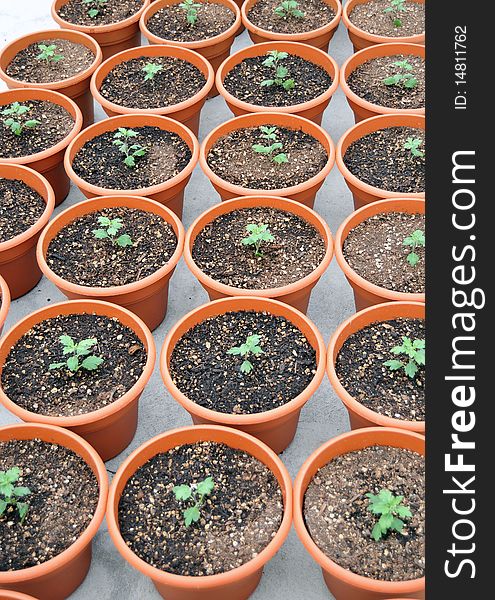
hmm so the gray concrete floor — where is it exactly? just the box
[1,1,357,597]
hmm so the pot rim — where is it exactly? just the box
[0,275,11,331]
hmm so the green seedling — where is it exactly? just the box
[241,223,274,257]
[384,336,425,379]
[179,0,202,26]
[0,467,31,524]
[2,102,40,136]
[261,50,295,91]
[92,216,133,247]
[83,0,108,18]
[383,0,407,27]
[252,127,288,164]
[112,128,148,168]
[36,44,63,64]
[227,334,263,374]
[274,0,305,19]
[366,488,412,541]
[142,62,163,81]
[49,336,104,373]
[383,60,418,89]
[403,229,425,266]
[404,136,424,158]
[173,477,215,527]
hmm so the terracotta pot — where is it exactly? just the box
[327,301,425,433]
[335,198,425,311]
[0,423,108,600]
[0,275,10,336]
[0,29,102,127]
[140,0,240,97]
[51,0,151,60]
[90,44,214,136]
[0,164,55,299]
[242,0,342,51]
[107,424,292,599]
[293,426,425,599]
[160,296,326,452]
[183,195,333,313]
[200,112,335,208]
[36,195,185,331]
[0,592,38,600]
[340,42,425,123]
[343,0,425,52]
[216,41,339,125]
[0,299,155,461]
[336,113,425,210]
[0,88,82,206]
[64,114,199,219]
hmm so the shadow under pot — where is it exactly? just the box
[107,424,292,599]
[161,295,326,453]
[327,301,425,434]
[0,422,108,600]
[293,426,425,599]
[0,276,10,335]
[0,299,156,461]
[36,195,185,332]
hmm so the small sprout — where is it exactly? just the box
[173,476,215,527]
[112,128,148,168]
[92,216,133,247]
[366,488,412,541]
[241,223,275,257]
[261,51,295,91]
[383,60,418,89]
[274,0,305,19]
[403,229,425,266]
[383,0,407,27]
[0,467,31,524]
[179,0,202,27]
[384,336,425,379]
[252,126,288,164]
[36,44,63,64]
[83,0,108,18]
[404,137,424,158]
[2,102,40,136]
[49,336,104,373]
[142,62,163,81]
[227,334,263,374]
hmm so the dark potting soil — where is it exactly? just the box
[45,207,177,287]
[118,441,283,576]
[71,126,192,190]
[304,445,425,581]
[343,212,425,294]
[1,313,146,417]
[0,178,46,243]
[169,310,317,415]
[99,56,207,110]
[347,54,425,110]
[207,125,328,190]
[146,2,236,42]
[223,54,333,108]
[247,0,335,34]
[335,318,425,421]
[192,206,326,289]
[57,0,144,27]
[349,0,425,38]
[0,438,99,571]
[0,99,74,159]
[6,38,95,84]
[343,126,425,193]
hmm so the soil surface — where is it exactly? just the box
[46,207,177,287]
[118,441,283,576]
[0,438,99,571]
[0,99,74,159]
[223,54,332,107]
[1,313,146,417]
[335,317,425,421]
[349,0,425,37]
[0,178,46,243]
[247,0,335,34]
[6,38,95,84]
[169,310,317,414]
[57,0,144,27]
[347,54,425,110]
[207,125,328,190]
[343,211,425,294]
[343,126,425,193]
[71,125,192,190]
[146,3,236,42]
[304,445,425,581]
[99,56,207,110]
[192,206,326,289]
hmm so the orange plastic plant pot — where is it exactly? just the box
[0,275,11,336]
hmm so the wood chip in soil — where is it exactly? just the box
[343,212,425,294]
[146,2,236,42]
[6,38,94,84]
[343,126,425,193]
[304,445,424,581]
[349,0,425,37]
[335,317,425,421]
[347,54,425,110]
[0,438,99,571]
[0,99,74,159]
[169,310,317,414]
[247,0,335,34]
[1,313,146,417]
[71,125,192,190]
[207,125,328,190]
[223,53,332,108]
[118,441,283,576]
[57,0,144,27]
[0,177,46,243]
[99,56,207,110]
[192,206,326,289]
[45,207,177,287]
